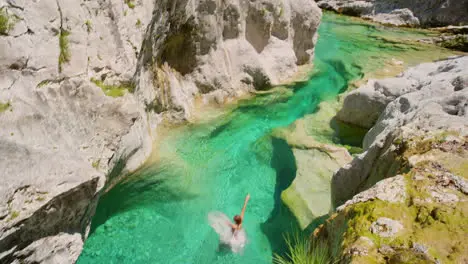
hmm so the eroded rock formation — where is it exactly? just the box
[135,0,322,119]
[0,0,322,262]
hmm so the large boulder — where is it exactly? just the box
[0,0,322,262]
[316,0,468,27]
[314,57,468,264]
[332,55,468,208]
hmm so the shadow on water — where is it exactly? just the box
[261,137,300,257]
[89,165,197,234]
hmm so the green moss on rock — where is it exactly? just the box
[0,101,11,113]
[91,78,135,98]
[315,134,468,263]
[0,8,15,35]
[58,30,71,72]
[440,35,468,52]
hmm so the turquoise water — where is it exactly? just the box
[78,13,455,264]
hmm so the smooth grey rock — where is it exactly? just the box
[370,217,403,237]
[337,175,406,212]
[332,56,468,207]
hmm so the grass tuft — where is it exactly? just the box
[274,231,332,264]
[58,30,71,72]
[92,159,100,169]
[0,101,11,113]
[125,0,136,9]
[0,8,15,35]
[136,18,141,27]
[84,20,92,33]
[91,78,135,98]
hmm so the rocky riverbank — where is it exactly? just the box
[0,0,321,262]
[316,0,468,27]
[316,0,468,52]
[314,56,468,263]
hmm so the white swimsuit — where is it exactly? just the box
[208,211,247,254]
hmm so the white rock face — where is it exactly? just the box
[134,0,322,119]
[0,0,322,262]
[332,56,468,207]
[316,0,468,27]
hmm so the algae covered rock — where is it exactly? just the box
[315,149,468,263]
[316,56,468,263]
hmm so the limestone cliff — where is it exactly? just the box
[0,0,321,262]
[135,0,322,120]
[315,56,468,263]
[316,0,468,27]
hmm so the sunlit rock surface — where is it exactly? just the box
[0,0,322,262]
[315,56,468,263]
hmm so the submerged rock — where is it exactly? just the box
[316,0,468,27]
[0,0,322,262]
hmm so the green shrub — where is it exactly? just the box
[274,232,332,264]
[84,20,92,33]
[91,78,135,98]
[125,0,136,9]
[136,19,141,27]
[0,101,11,113]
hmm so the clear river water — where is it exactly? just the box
[78,13,456,264]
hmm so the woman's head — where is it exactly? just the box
[233,215,242,224]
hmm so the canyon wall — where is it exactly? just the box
[0,0,321,262]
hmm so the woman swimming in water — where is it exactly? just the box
[228,194,250,234]
[208,194,250,253]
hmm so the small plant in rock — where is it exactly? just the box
[125,0,136,9]
[37,80,51,88]
[136,18,141,27]
[0,8,15,35]
[9,211,19,221]
[92,159,100,169]
[58,29,71,72]
[0,101,11,113]
[84,20,92,33]
[91,78,135,98]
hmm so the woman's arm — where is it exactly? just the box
[240,194,250,220]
